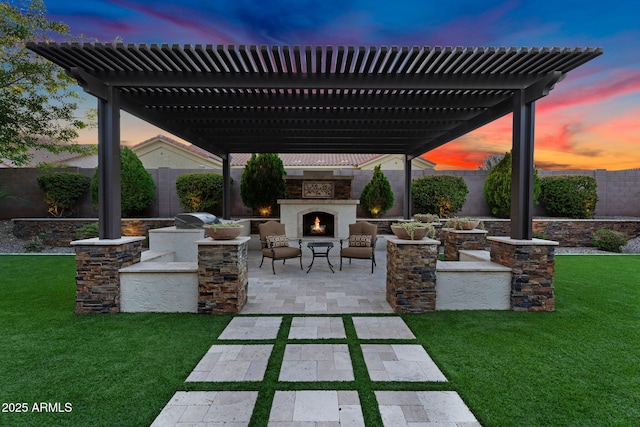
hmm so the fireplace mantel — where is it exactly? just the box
[278,199,359,239]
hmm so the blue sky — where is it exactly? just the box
[42,0,640,169]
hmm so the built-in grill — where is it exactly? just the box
[174,212,221,229]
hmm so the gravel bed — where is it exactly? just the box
[1,219,638,255]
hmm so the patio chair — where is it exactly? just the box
[258,221,303,274]
[339,221,377,273]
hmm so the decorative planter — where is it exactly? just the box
[204,226,243,240]
[446,217,481,230]
[413,213,439,223]
[390,225,428,240]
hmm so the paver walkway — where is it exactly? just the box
[151,316,481,426]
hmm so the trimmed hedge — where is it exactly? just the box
[36,172,90,217]
[411,175,468,217]
[540,175,598,218]
[175,172,225,214]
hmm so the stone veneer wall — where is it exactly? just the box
[10,218,640,248]
[442,228,488,260]
[284,176,353,200]
[386,238,439,313]
[197,237,249,314]
[73,237,144,314]
[488,237,558,312]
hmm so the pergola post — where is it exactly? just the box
[404,154,412,219]
[222,155,231,220]
[510,89,535,240]
[97,86,121,239]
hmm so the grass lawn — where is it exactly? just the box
[0,254,638,426]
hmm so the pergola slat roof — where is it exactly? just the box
[28,43,602,159]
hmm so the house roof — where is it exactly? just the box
[27,43,602,160]
[0,143,96,168]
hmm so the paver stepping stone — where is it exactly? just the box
[268,390,365,426]
[151,391,258,426]
[362,344,447,382]
[375,391,480,426]
[352,316,416,339]
[186,344,273,382]
[218,316,282,340]
[279,344,354,382]
[288,316,346,339]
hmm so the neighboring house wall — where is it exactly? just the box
[2,168,639,220]
[133,141,222,169]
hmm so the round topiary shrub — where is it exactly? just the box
[175,172,225,214]
[592,229,627,252]
[411,175,468,217]
[540,175,598,218]
[91,147,156,217]
[359,165,394,217]
[483,151,541,218]
[37,172,90,217]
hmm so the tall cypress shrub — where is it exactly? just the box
[91,147,156,217]
[359,165,394,217]
[240,153,286,216]
[483,151,541,218]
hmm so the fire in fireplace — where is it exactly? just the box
[302,212,335,237]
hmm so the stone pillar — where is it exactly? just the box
[386,236,440,313]
[72,237,145,314]
[488,237,559,312]
[197,237,250,314]
[442,228,488,260]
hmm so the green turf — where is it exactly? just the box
[0,254,638,426]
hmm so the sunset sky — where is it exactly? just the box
[43,0,640,170]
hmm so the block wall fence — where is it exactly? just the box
[1,167,639,220]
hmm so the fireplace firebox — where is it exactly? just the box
[302,212,335,238]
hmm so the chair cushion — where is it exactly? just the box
[349,234,372,247]
[341,246,373,259]
[263,246,301,259]
[266,234,289,248]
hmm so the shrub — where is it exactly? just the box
[175,173,225,214]
[240,153,286,216]
[359,165,394,217]
[91,147,156,217]
[592,229,627,252]
[25,236,45,253]
[36,172,90,217]
[540,175,598,218]
[411,175,468,217]
[75,222,99,239]
[483,151,541,218]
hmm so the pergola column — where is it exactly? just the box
[97,86,122,239]
[404,154,412,219]
[222,154,231,219]
[510,89,535,240]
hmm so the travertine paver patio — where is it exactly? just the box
[288,316,346,339]
[217,316,282,340]
[376,390,481,426]
[362,344,448,382]
[268,390,365,426]
[279,344,354,382]
[185,344,273,382]
[152,312,481,425]
[243,249,392,314]
[352,316,416,339]
[150,391,258,426]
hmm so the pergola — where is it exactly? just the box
[28,43,602,240]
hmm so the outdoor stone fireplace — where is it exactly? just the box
[278,171,358,239]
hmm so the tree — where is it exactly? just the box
[240,153,286,216]
[411,175,468,217]
[36,171,90,217]
[1,0,92,166]
[359,165,394,217]
[91,147,156,217]
[483,151,541,218]
[478,153,506,170]
[175,172,225,214]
